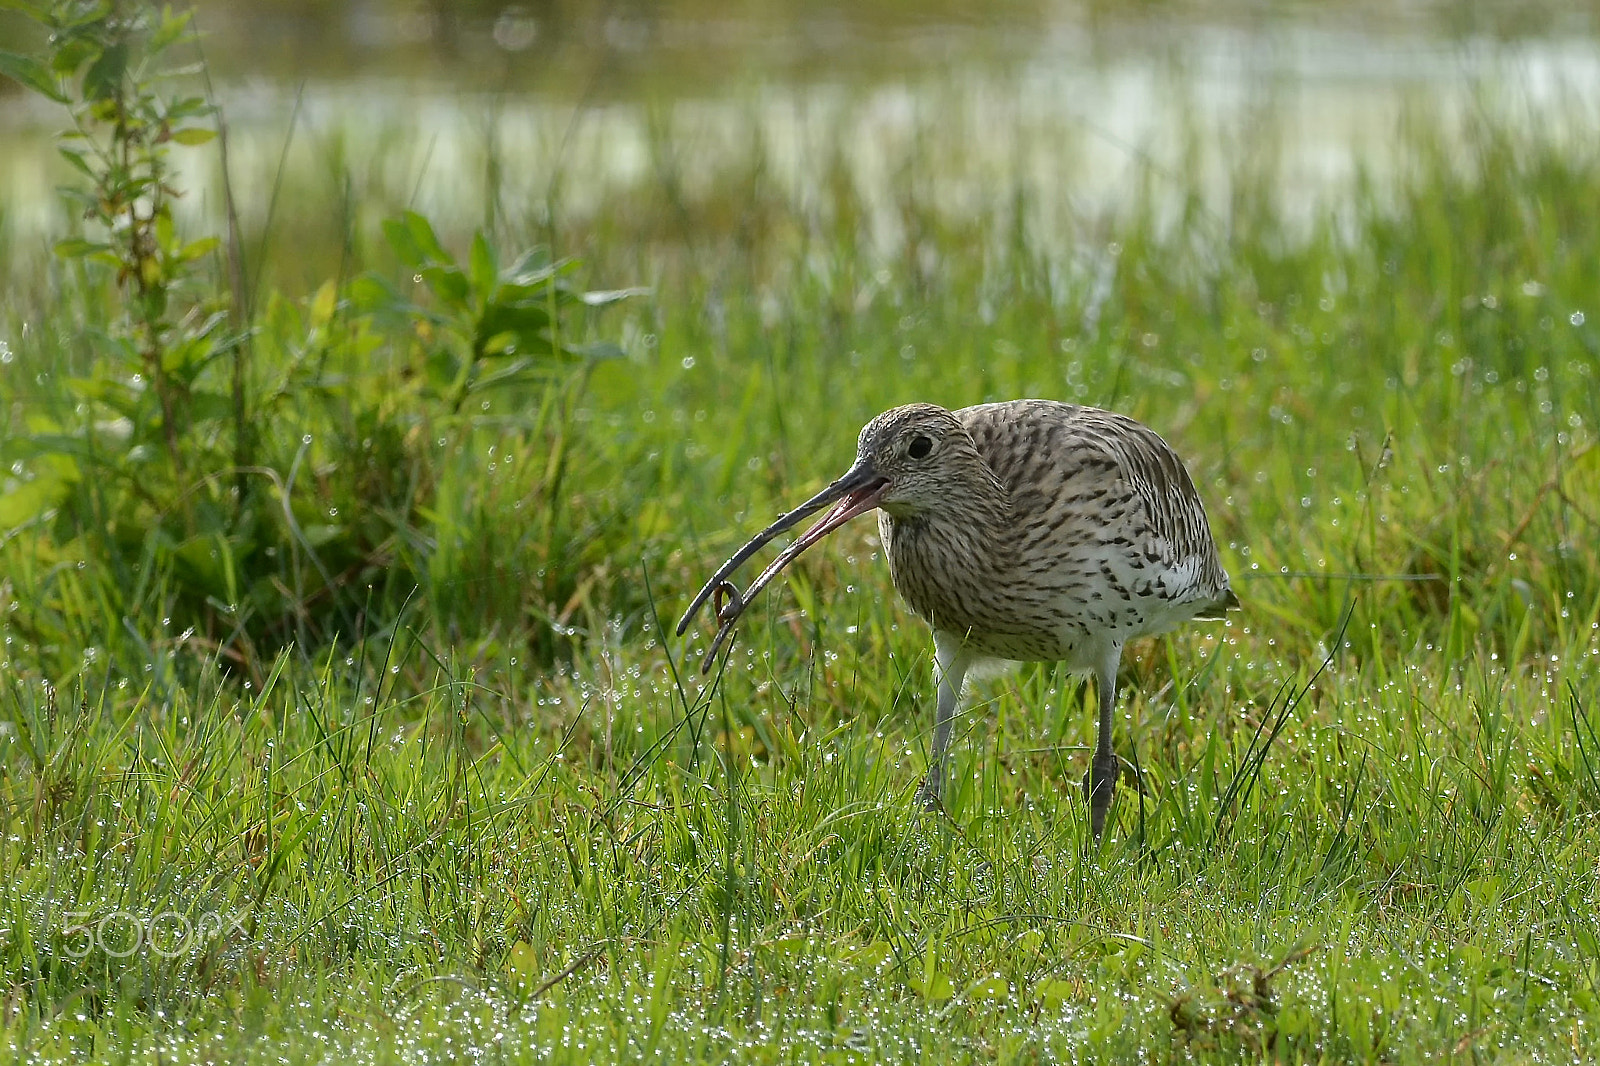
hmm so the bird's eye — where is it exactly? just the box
[907,435,933,459]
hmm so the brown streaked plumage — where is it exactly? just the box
[677,399,1239,838]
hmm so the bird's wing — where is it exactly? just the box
[959,400,1234,609]
[1078,409,1234,608]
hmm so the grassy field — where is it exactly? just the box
[3,32,1600,1062]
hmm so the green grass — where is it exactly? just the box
[3,74,1600,1062]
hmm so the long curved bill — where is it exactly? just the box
[677,459,889,673]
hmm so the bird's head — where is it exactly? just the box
[853,402,988,518]
[676,402,1003,670]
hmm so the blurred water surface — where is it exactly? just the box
[2,1,1599,260]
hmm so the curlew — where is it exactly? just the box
[677,400,1238,838]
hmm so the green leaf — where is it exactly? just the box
[178,236,220,262]
[48,36,99,78]
[850,942,892,969]
[465,358,542,393]
[910,969,953,1002]
[382,217,425,269]
[420,265,470,309]
[0,50,68,103]
[349,273,401,314]
[308,280,338,329]
[506,247,555,278]
[763,937,810,964]
[57,2,116,31]
[52,237,108,260]
[64,378,146,421]
[1033,978,1077,1006]
[403,210,450,264]
[474,302,553,358]
[149,8,195,53]
[166,95,211,120]
[468,231,497,296]
[424,348,464,394]
[505,942,538,981]
[81,41,128,101]
[56,145,95,179]
[495,278,560,305]
[579,286,649,307]
[169,125,216,146]
[477,330,518,358]
[0,473,75,527]
[963,975,1010,1002]
[1,432,96,464]
[564,340,625,361]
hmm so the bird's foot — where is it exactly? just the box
[1081,752,1121,840]
[915,772,943,812]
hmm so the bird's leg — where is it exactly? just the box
[917,636,968,810]
[1082,642,1124,839]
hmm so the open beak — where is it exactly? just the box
[677,458,890,672]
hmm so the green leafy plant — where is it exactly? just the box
[0,2,636,672]
[0,0,255,665]
[359,209,635,411]
[2,2,228,476]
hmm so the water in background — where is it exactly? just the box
[2,2,1598,257]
